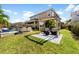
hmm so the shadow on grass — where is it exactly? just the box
[25,36,48,45]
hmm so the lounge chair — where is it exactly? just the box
[43,28,50,35]
[43,31,49,35]
[50,28,59,35]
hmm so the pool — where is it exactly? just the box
[0,30,18,37]
[2,28,17,33]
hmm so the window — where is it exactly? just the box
[48,14,51,16]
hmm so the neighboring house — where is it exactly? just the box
[71,10,79,22]
[11,22,25,28]
[25,8,61,30]
[11,22,26,31]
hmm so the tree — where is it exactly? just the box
[45,19,56,29]
[0,5,10,28]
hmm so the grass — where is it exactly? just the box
[0,29,79,54]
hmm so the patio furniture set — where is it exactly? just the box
[43,28,59,36]
[32,28,63,44]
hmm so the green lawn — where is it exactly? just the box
[0,29,79,54]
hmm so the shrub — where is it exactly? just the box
[71,22,79,36]
[61,22,67,29]
[67,22,72,31]
[45,19,56,29]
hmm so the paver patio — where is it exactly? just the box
[32,33,63,44]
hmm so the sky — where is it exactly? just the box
[1,4,79,23]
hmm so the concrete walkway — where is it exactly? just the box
[32,33,63,44]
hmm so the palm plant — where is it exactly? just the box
[0,5,10,28]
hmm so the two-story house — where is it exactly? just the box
[25,8,61,30]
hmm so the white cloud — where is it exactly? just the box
[10,11,34,23]
[56,11,63,15]
[10,19,19,23]
[60,17,67,22]
[64,4,75,12]
[11,18,24,23]
[3,9,18,15]
[3,9,12,13]
[57,5,75,22]
[14,12,18,15]
[21,11,34,21]
[48,4,52,7]
[23,11,34,17]
[74,5,79,11]
[14,19,21,22]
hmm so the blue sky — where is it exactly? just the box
[1,4,79,23]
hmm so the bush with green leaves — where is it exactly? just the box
[45,19,56,29]
[61,22,67,29]
[71,22,79,36]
